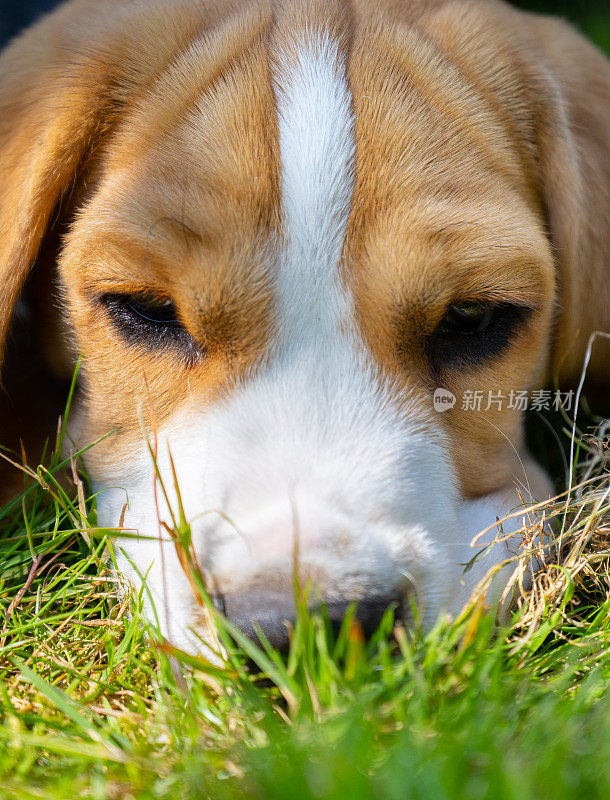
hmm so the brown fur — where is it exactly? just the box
[0,0,609,501]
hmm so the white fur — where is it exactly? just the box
[93,31,539,650]
[272,32,355,343]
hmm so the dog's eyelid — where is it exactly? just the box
[97,292,204,363]
[94,289,174,305]
[99,291,179,318]
[126,295,180,323]
[447,297,539,313]
[426,300,535,372]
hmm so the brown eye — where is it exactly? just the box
[100,292,202,362]
[426,300,533,372]
[440,301,495,336]
[124,295,180,325]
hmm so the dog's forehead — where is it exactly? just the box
[78,0,552,318]
[57,0,559,501]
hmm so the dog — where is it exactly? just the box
[1,0,609,652]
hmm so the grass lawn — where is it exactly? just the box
[1,7,609,798]
[0,376,609,800]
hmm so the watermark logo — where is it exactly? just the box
[433,388,574,413]
[433,388,457,412]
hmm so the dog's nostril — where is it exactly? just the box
[212,592,227,617]
[218,592,404,651]
[220,593,295,651]
[324,595,404,639]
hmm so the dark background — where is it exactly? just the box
[1,0,609,54]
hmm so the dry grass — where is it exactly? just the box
[503,417,610,649]
[0,393,609,798]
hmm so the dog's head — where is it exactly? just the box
[1,0,609,649]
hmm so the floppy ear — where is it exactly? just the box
[0,1,213,491]
[0,5,130,494]
[0,0,212,358]
[527,14,610,396]
[0,6,122,363]
[0,2,130,494]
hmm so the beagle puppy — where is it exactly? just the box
[1,0,609,651]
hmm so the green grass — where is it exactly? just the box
[1,11,609,796]
[0,402,609,799]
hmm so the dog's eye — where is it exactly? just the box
[123,295,180,325]
[101,293,201,360]
[439,301,495,336]
[102,293,180,327]
[426,300,532,372]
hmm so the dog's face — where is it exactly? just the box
[1,0,609,650]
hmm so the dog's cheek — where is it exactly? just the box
[432,318,553,498]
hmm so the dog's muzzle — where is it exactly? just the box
[212,590,406,650]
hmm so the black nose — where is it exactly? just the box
[217,592,404,651]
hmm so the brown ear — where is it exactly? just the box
[0,4,132,356]
[0,4,121,493]
[0,2,185,496]
[526,13,610,395]
[0,1,216,491]
[0,0,211,361]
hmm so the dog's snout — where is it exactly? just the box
[327,596,404,638]
[216,592,404,651]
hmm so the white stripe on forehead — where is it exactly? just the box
[272,30,356,344]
